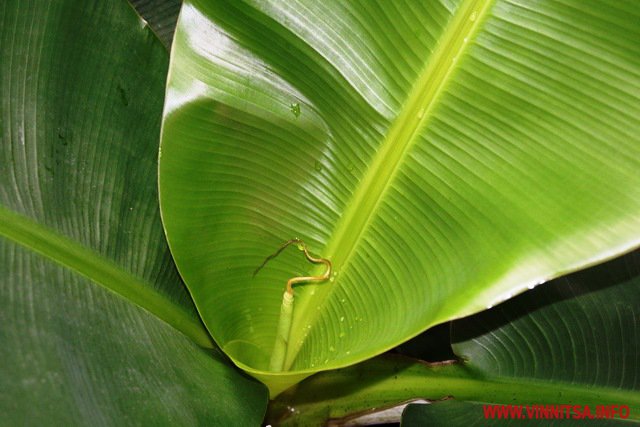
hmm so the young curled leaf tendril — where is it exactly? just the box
[254,239,332,295]
[256,239,332,372]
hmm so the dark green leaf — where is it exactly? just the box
[129,0,181,48]
[402,401,630,426]
[0,0,267,423]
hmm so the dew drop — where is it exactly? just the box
[417,108,425,119]
[329,346,336,352]
[346,351,351,355]
[470,11,478,22]
[339,331,345,338]
[314,160,323,172]
[340,316,344,322]
[290,102,301,117]
[464,37,469,43]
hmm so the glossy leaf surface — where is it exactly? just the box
[160,0,640,394]
[270,250,640,425]
[0,0,267,423]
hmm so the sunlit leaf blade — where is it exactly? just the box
[0,0,267,422]
[160,0,640,394]
[270,250,640,426]
[129,0,181,48]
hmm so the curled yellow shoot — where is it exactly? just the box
[254,238,332,295]
[254,239,331,372]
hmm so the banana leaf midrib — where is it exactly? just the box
[285,0,495,370]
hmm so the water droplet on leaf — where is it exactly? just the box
[290,102,301,117]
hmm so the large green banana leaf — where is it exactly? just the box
[268,249,640,425]
[159,0,640,394]
[0,0,266,423]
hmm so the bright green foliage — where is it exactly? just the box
[0,0,267,423]
[160,0,640,394]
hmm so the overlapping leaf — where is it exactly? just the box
[402,249,640,425]
[0,0,266,423]
[160,0,640,394]
[129,0,182,48]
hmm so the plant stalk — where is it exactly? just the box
[269,290,294,372]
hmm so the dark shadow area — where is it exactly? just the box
[452,248,640,344]
[393,322,456,362]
